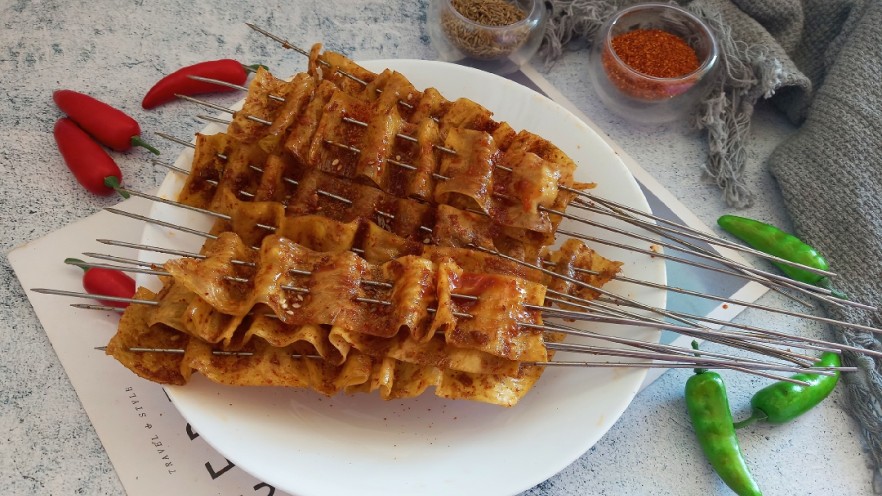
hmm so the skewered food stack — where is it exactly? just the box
[106,44,624,406]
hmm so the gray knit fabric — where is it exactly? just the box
[768,0,882,490]
[542,0,882,490]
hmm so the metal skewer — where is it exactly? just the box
[60,252,845,362]
[245,22,419,112]
[543,287,818,366]
[38,287,848,381]
[186,75,458,155]
[554,211,842,305]
[84,240,846,360]
[106,187,838,324]
[94,344,844,381]
[571,197,840,283]
[44,253,809,362]
[474,241,882,337]
[546,291,824,361]
[95,345,323,360]
[48,250,849,369]
[544,342,840,377]
[589,297,846,354]
[46,232,868,380]
[543,320,830,363]
[72,303,124,313]
[227,29,882,353]
[534,323,815,384]
[571,198,859,311]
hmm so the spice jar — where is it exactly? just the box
[427,0,547,76]
[588,3,719,123]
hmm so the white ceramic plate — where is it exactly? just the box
[140,60,666,496]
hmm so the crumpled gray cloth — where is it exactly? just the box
[542,0,882,490]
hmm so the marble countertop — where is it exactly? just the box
[0,1,874,494]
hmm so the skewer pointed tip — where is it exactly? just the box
[95,346,107,352]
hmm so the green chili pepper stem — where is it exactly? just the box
[64,257,89,272]
[732,412,767,430]
[691,340,707,374]
[829,288,848,299]
[103,176,130,199]
[245,63,270,72]
[815,277,850,300]
[130,135,160,155]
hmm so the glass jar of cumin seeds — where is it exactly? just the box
[427,0,547,75]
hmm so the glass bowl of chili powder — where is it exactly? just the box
[427,0,548,75]
[589,3,719,123]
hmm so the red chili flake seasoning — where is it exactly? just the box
[602,28,701,100]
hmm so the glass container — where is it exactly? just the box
[427,0,548,76]
[589,3,719,124]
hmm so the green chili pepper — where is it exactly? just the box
[685,343,763,496]
[717,215,831,287]
[734,352,841,428]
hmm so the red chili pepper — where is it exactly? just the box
[65,258,136,308]
[54,118,124,196]
[142,59,251,109]
[53,89,159,155]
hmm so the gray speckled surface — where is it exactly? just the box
[0,1,874,495]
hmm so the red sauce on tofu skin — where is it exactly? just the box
[450,273,516,348]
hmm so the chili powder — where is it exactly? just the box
[602,28,701,100]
